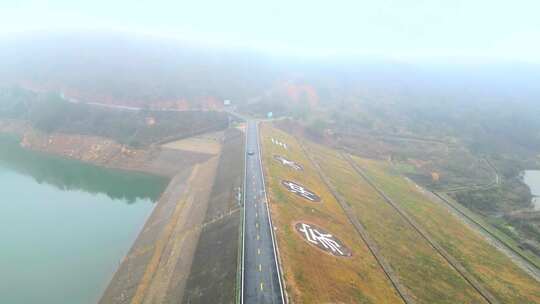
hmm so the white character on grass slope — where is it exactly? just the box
[298,223,344,255]
[283,181,318,201]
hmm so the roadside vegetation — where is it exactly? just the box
[260,123,402,304]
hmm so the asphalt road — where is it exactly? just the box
[243,120,284,304]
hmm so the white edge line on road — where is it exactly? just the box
[241,121,247,304]
[255,121,287,304]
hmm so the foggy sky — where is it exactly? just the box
[1,0,539,62]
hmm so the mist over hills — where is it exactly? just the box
[1,31,539,155]
[1,32,538,109]
[0,32,280,108]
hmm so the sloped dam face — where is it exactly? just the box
[0,134,167,304]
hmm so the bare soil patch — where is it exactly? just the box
[0,120,211,177]
[162,131,223,155]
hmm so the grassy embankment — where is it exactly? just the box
[354,157,540,303]
[437,191,540,269]
[260,123,402,304]
[304,141,487,304]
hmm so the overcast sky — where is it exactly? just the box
[1,0,539,62]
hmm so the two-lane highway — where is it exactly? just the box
[242,120,284,304]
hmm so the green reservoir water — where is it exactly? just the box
[0,134,168,304]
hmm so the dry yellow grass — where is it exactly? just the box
[260,123,403,303]
[354,157,540,303]
[305,141,488,304]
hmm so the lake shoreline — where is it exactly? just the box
[99,132,229,303]
[0,133,169,303]
[0,117,247,303]
[0,118,213,178]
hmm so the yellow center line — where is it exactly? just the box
[260,282,264,291]
[259,264,262,272]
[256,222,259,228]
[257,234,260,240]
